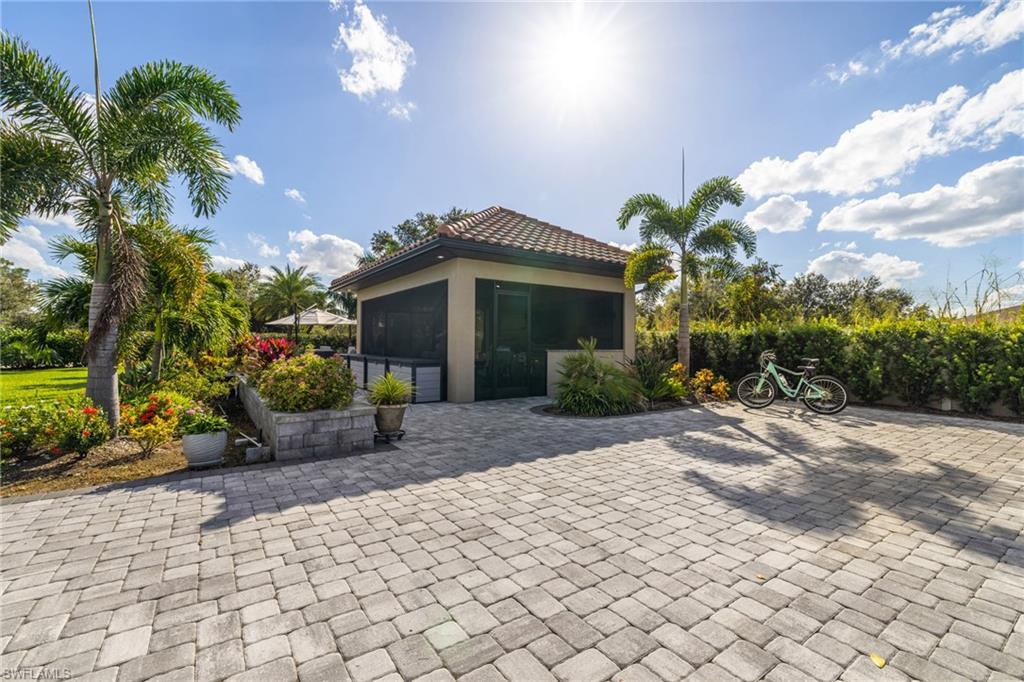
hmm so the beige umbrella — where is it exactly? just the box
[266,308,356,346]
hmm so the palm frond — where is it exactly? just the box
[0,122,84,240]
[49,233,96,275]
[105,60,241,131]
[690,219,757,259]
[617,193,673,230]
[38,275,91,330]
[684,176,745,229]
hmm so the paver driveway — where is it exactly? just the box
[2,400,1022,682]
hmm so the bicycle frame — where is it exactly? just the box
[755,362,828,400]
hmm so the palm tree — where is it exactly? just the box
[253,265,326,342]
[0,7,240,427]
[617,177,756,374]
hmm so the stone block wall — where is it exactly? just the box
[238,377,376,461]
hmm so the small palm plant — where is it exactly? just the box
[617,178,756,375]
[368,372,413,438]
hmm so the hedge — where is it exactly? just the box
[638,319,1024,415]
[0,327,88,369]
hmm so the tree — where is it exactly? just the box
[359,207,472,265]
[0,258,38,327]
[0,17,240,427]
[222,262,262,309]
[617,178,756,373]
[253,265,326,342]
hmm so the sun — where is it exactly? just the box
[524,2,628,123]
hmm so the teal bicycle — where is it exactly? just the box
[736,351,849,414]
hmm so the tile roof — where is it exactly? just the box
[333,206,630,288]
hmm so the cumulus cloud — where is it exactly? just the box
[286,229,364,276]
[738,69,1024,198]
[1,235,69,279]
[807,250,923,287]
[824,0,1023,84]
[247,233,280,258]
[284,188,306,204]
[818,156,1024,247]
[23,212,79,231]
[334,0,416,117]
[608,241,637,252]
[743,195,812,233]
[224,155,265,185]
[211,255,247,271]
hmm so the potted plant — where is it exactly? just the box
[368,372,413,437]
[179,407,230,468]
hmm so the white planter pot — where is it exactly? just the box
[182,431,227,468]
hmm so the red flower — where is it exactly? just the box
[81,430,91,437]
[83,406,99,415]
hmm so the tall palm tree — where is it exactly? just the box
[253,265,326,342]
[0,8,240,426]
[617,177,756,374]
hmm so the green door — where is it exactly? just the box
[493,290,530,398]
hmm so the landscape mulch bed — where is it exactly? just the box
[531,400,699,419]
[0,398,255,498]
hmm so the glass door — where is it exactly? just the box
[493,290,530,398]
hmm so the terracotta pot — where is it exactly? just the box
[374,404,407,435]
[182,431,227,468]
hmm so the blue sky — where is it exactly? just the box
[4,0,1023,307]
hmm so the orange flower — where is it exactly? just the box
[83,406,99,415]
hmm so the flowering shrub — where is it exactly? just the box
[58,403,111,456]
[236,335,297,381]
[666,363,690,400]
[178,407,230,435]
[1,397,109,459]
[690,368,730,402]
[258,354,356,412]
[121,392,188,456]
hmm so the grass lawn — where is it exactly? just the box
[0,367,87,405]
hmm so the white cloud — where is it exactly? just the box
[882,0,1024,61]
[23,212,79,231]
[608,241,637,252]
[819,156,1024,247]
[224,155,265,185]
[286,229,364,276]
[211,255,247,271]
[334,0,416,117]
[743,195,812,233]
[247,233,280,258]
[825,0,1023,84]
[738,69,1024,198]
[387,100,417,121]
[284,188,306,204]
[1,237,69,279]
[807,250,923,287]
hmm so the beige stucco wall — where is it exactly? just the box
[354,257,636,402]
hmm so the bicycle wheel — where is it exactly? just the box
[804,375,848,414]
[736,373,776,408]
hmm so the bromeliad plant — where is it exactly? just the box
[236,335,297,382]
[178,406,229,435]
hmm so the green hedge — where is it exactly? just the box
[638,320,1024,415]
[0,327,88,369]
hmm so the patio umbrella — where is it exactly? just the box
[266,308,355,345]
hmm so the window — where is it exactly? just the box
[361,281,447,360]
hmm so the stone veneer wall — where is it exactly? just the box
[238,377,376,461]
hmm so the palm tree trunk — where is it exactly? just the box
[86,205,120,430]
[150,311,164,383]
[678,252,691,375]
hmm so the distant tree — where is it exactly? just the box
[0,257,38,327]
[359,207,473,265]
[222,261,262,308]
[253,265,326,341]
[724,259,785,324]
[617,178,756,373]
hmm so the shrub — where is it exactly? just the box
[625,348,686,404]
[638,318,1023,414]
[0,396,109,459]
[0,327,87,368]
[368,372,412,406]
[555,338,644,416]
[178,406,230,435]
[121,392,188,456]
[258,354,356,412]
[690,368,730,402]
[236,335,297,381]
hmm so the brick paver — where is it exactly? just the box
[1,399,1021,681]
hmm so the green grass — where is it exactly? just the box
[0,367,87,405]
